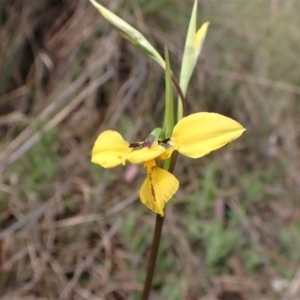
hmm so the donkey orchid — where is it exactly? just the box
[91,112,245,215]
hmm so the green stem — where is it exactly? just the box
[141,152,178,299]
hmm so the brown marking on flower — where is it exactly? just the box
[159,138,170,144]
[158,138,172,149]
[129,142,143,150]
[150,183,156,201]
[148,169,156,201]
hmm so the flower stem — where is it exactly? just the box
[141,213,164,300]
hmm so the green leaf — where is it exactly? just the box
[178,0,209,120]
[90,0,165,69]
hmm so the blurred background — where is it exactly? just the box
[1,0,300,299]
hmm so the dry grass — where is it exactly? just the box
[1,0,300,299]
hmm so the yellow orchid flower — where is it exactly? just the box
[91,112,245,215]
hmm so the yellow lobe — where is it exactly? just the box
[91,130,131,168]
[195,22,209,57]
[127,140,165,164]
[140,160,179,216]
[172,112,245,158]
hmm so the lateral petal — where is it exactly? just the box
[172,112,245,158]
[140,161,179,216]
[91,130,131,168]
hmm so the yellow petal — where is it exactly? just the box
[91,130,131,168]
[127,141,165,164]
[172,112,245,158]
[140,160,179,216]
